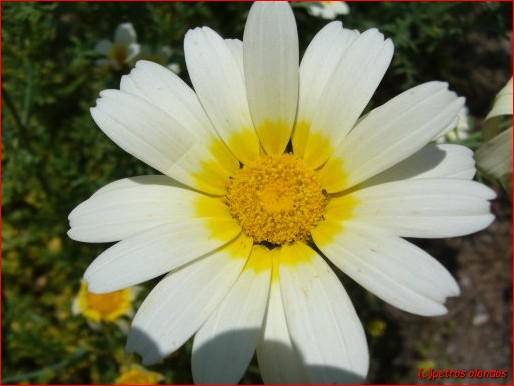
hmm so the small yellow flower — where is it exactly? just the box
[47,236,63,254]
[72,280,137,327]
[115,365,164,384]
[417,359,436,372]
[367,319,387,338]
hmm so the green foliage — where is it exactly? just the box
[2,2,511,384]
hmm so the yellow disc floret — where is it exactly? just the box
[227,154,329,245]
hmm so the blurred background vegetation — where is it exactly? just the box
[2,2,512,384]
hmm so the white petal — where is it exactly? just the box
[120,61,217,139]
[192,246,272,384]
[126,43,141,62]
[243,2,299,154]
[307,5,322,17]
[326,178,495,238]
[68,176,227,243]
[307,2,350,19]
[224,39,244,76]
[126,233,253,364]
[279,243,369,383]
[95,39,112,55]
[257,257,307,384]
[485,77,512,120]
[95,58,110,67]
[168,143,240,195]
[294,28,392,168]
[321,82,465,192]
[293,23,356,166]
[360,143,476,187]
[482,78,512,149]
[433,113,460,141]
[298,22,357,113]
[115,22,137,46]
[331,2,350,16]
[476,127,513,178]
[312,221,460,316]
[185,27,260,164]
[83,218,241,293]
[90,175,185,197]
[119,61,239,194]
[91,90,194,177]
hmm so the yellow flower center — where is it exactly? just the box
[227,154,329,245]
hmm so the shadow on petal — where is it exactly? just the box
[352,143,447,190]
[127,326,367,384]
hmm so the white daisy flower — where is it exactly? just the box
[307,1,350,20]
[95,23,141,70]
[476,77,513,179]
[69,2,495,383]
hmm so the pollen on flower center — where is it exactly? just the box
[226,153,329,245]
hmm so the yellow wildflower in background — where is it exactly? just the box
[367,319,387,338]
[72,280,138,331]
[47,236,63,254]
[115,365,164,384]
